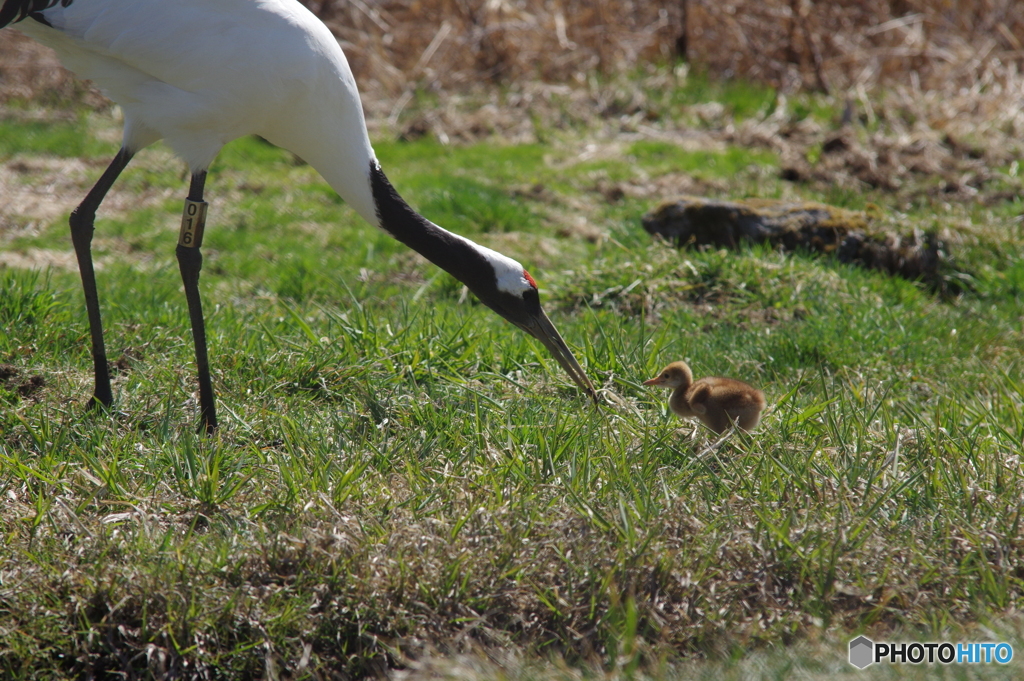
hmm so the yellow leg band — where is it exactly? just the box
[178,199,208,248]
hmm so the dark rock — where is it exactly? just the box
[642,195,966,294]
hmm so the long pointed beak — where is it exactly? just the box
[515,310,599,403]
[642,377,663,386]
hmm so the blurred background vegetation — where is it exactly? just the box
[4,1,1022,112]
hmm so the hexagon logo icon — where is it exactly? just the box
[849,636,875,669]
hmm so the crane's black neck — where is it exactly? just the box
[368,161,502,304]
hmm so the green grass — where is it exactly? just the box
[0,115,117,159]
[626,140,777,178]
[657,67,779,121]
[2,97,1024,680]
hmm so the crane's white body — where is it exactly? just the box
[17,0,381,226]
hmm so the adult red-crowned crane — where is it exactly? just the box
[1,0,598,433]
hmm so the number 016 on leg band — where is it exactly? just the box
[179,199,208,248]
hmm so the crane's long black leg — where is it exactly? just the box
[175,171,217,434]
[69,147,134,410]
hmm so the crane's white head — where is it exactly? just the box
[455,238,537,296]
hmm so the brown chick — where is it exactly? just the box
[644,361,766,434]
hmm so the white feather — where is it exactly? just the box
[462,238,534,295]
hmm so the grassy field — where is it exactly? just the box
[1,74,1024,679]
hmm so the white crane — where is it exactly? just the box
[2,0,597,432]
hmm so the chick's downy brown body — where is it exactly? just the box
[644,361,765,434]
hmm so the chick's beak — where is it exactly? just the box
[642,376,663,387]
[514,309,599,403]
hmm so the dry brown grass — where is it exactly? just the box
[3,1,1021,107]
[0,30,108,108]
[304,0,1023,95]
